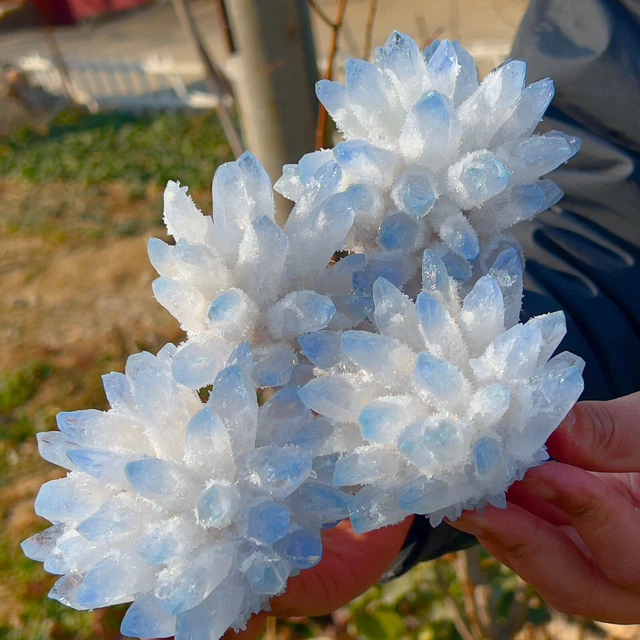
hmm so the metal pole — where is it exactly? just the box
[226,0,318,224]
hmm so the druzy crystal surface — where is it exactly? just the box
[298,249,584,530]
[151,150,358,390]
[25,345,348,637]
[276,33,580,274]
[25,31,584,640]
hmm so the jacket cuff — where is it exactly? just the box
[380,516,478,582]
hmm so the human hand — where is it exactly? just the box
[224,516,415,639]
[450,391,640,623]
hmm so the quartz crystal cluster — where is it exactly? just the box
[24,345,352,638]
[24,31,584,640]
[150,150,358,390]
[276,32,581,281]
[298,248,584,531]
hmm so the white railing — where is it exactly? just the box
[17,54,227,113]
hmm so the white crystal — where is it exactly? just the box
[279,33,577,273]
[25,31,586,640]
[299,249,584,525]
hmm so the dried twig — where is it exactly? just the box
[577,616,587,640]
[313,0,349,149]
[435,560,476,640]
[307,0,334,28]
[449,0,461,42]
[266,615,277,640]
[503,595,531,640]
[456,550,487,640]
[463,547,495,634]
[474,583,494,633]
[362,0,378,60]
[42,26,75,101]
[212,0,236,54]
[322,0,349,87]
[34,2,81,106]
[430,27,446,45]
[414,15,445,48]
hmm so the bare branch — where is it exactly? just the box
[456,550,487,640]
[307,0,335,28]
[429,27,445,45]
[464,547,495,634]
[212,0,236,53]
[502,582,533,640]
[435,560,476,640]
[266,616,277,640]
[362,0,378,60]
[41,27,75,101]
[324,0,349,84]
[414,15,445,48]
[315,0,349,149]
[449,0,461,42]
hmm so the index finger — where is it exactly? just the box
[525,462,640,591]
[547,391,640,472]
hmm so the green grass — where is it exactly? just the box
[0,109,233,189]
[0,362,54,485]
[0,109,229,243]
[0,362,52,414]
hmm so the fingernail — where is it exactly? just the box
[522,478,557,502]
[447,513,487,538]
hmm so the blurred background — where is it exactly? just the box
[0,1,637,639]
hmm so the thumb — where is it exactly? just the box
[547,391,640,472]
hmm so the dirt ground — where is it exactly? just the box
[1,180,188,369]
[0,180,193,637]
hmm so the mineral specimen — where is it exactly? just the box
[298,249,584,531]
[24,32,583,640]
[276,33,580,277]
[24,345,351,637]
[150,150,359,391]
